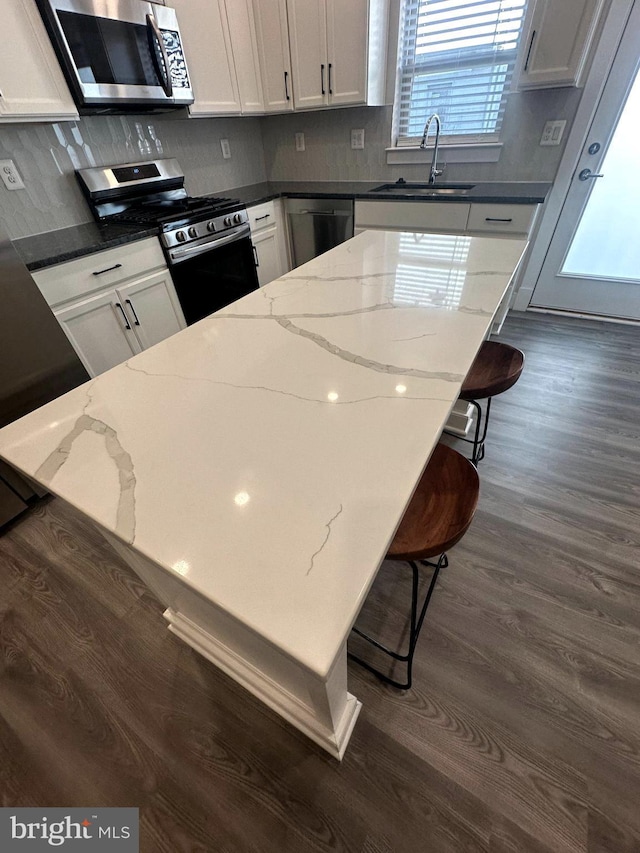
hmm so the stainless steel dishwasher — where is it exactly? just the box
[286,198,354,267]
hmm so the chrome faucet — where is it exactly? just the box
[420,113,444,184]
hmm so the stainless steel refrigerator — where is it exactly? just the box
[0,226,88,528]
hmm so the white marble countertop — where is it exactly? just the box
[0,230,526,679]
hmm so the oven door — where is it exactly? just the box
[37,0,193,108]
[169,235,260,325]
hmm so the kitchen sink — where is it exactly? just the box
[370,183,475,196]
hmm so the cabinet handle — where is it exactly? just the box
[255,213,271,221]
[328,63,332,95]
[115,302,131,330]
[485,217,513,222]
[284,70,290,101]
[125,298,140,325]
[321,64,325,95]
[524,29,536,71]
[93,263,122,276]
[252,245,259,267]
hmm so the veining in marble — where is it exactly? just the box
[0,230,527,679]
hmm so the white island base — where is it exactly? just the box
[0,231,527,760]
[104,531,362,760]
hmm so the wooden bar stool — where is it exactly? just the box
[349,443,479,690]
[454,340,524,465]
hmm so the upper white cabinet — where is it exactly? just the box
[0,0,78,122]
[514,0,605,89]
[225,0,265,114]
[252,0,294,113]
[286,0,388,110]
[171,0,241,115]
[172,0,263,116]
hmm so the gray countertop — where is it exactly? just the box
[15,180,551,271]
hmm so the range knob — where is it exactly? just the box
[233,213,244,225]
[223,216,232,227]
[207,220,216,232]
[175,230,187,242]
[188,226,198,238]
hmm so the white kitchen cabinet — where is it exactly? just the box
[54,290,143,378]
[33,238,186,377]
[286,0,389,110]
[248,200,289,287]
[252,0,294,113]
[172,0,264,116]
[225,0,265,114]
[514,0,605,89]
[171,0,241,115]
[0,0,78,122]
[355,200,537,238]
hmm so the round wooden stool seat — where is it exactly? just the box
[460,341,524,401]
[349,442,479,689]
[387,443,479,562]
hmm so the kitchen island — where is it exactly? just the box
[0,230,526,759]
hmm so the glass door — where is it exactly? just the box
[531,0,640,320]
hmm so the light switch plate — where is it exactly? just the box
[220,138,231,159]
[351,129,365,150]
[295,132,305,152]
[540,120,567,146]
[0,159,25,190]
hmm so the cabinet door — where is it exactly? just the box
[253,0,294,112]
[287,0,328,110]
[0,0,77,121]
[325,0,368,106]
[117,271,186,350]
[252,228,286,287]
[516,0,604,89]
[226,0,264,113]
[172,0,241,115]
[54,291,142,378]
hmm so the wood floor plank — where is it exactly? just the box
[1,310,640,852]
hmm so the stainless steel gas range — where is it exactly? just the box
[77,159,259,324]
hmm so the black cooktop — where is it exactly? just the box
[109,195,240,228]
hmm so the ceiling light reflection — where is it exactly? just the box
[234,491,250,506]
[327,392,339,402]
[395,384,407,394]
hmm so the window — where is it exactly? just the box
[395,0,528,146]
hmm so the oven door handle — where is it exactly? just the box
[168,226,250,263]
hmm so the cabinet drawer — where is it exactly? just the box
[466,204,536,236]
[355,200,470,233]
[248,200,277,232]
[32,237,167,308]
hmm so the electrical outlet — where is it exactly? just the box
[0,159,25,190]
[540,120,567,146]
[351,129,365,150]
[220,138,231,159]
[295,132,305,152]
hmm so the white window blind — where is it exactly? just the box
[396,0,528,145]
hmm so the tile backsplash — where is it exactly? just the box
[0,113,266,240]
[261,87,582,185]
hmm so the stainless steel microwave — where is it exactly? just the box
[36,0,194,111]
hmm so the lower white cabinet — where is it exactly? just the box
[54,271,185,377]
[248,200,289,286]
[33,237,186,377]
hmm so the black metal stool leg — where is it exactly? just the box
[348,554,446,690]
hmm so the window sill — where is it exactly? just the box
[386,142,503,166]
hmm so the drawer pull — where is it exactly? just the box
[255,214,271,221]
[485,217,513,223]
[115,302,131,330]
[125,299,140,326]
[93,263,122,276]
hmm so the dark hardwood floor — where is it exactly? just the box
[1,310,639,852]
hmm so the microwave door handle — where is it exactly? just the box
[146,14,173,97]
